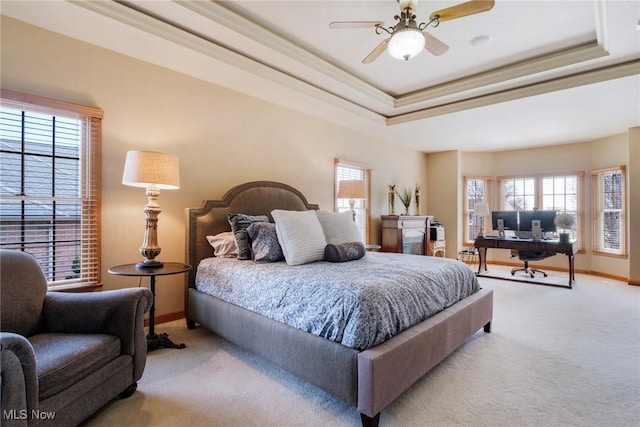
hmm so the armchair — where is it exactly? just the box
[0,249,153,426]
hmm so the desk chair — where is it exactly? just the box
[510,250,555,278]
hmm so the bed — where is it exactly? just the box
[185,181,493,427]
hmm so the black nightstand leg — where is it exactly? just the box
[146,275,186,351]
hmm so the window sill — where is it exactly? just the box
[592,251,628,259]
[48,282,103,293]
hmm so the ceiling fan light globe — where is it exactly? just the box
[388,28,425,60]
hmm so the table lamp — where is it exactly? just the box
[475,202,490,237]
[337,179,366,221]
[122,150,180,269]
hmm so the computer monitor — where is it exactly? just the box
[491,211,518,236]
[518,210,557,233]
[538,210,558,233]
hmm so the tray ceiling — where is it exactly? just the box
[2,0,639,152]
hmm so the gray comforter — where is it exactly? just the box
[195,252,479,350]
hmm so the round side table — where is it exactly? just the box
[108,262,191,351]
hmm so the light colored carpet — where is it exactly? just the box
[84,266,640,427]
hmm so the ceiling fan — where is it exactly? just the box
[329,0,495,64]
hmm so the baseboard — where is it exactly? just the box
[145,311,185,327]
[628,280,640,287]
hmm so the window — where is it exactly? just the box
[592,166,626,257]
[463,176,491,243]
[0,90,102,290]
[502,177,535,211]
[498,172,583,243]
[334,159,371,243]
[540,175,579,238]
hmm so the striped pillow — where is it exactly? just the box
[271,209,326,265]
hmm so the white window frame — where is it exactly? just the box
[592,166,627,258]
[498,172,584,249]
[463,176,491,243]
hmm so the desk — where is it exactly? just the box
[474,237,577,288]
[108,262,191,350]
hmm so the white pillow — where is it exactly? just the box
[316,210,363,244]
[271,209,326,265]
[206,232,237,258]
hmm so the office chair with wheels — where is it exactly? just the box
[510,250,555,278]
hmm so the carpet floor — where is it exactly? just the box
[84,266,640,427]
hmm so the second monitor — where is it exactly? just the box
[518,210,557,234]
[491,211,518,237]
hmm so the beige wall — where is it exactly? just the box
[2,15,635,322]
[425,151,461,258]
[456,133,634,280]
[1,17,426,315]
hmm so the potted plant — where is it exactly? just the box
[396,187,412,215]
[554,212,574,243]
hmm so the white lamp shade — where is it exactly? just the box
[388,28,425,60]
[475,202,490,217]
[337,180,366,199]
[122,150,180,190]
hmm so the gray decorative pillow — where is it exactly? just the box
[228,213,269,260]
[324,241,366,263]
[246,222,284,263]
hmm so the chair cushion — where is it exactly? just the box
[29,333,122,400]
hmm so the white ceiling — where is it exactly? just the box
[2,0,639,153]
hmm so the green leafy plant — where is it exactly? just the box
[396,187,412,213]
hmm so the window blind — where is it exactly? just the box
[334,159,371,244]
[592,166,626,257]
[0,90,102,289]
[464,177,491,242]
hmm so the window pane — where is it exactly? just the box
[503,173,581,241]
[540,175,579,237]
[523,195,535,210]
[503,178,534,211]
[593,168,625,256]
[603,212,620,250]
[335,162,369,243]
[466,179,486,239]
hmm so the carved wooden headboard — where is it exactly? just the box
[185,181,319,288]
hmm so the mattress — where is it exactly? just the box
[195,252,479,350]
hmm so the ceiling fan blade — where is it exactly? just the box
[423,32,449,56]
[362,39,389,64]
[329,21,384,29]
[429,0,495,23]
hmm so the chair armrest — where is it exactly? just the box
[42,288,152,356]
[0,332,38,425]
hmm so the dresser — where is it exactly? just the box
[381,215,431,256]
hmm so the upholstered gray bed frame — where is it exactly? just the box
[185,181,493,427]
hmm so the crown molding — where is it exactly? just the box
[387,59,640,125]
[395,41,608,108]
[68,0,631,128]
[69,0,386,125]
[175,0,394,108]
